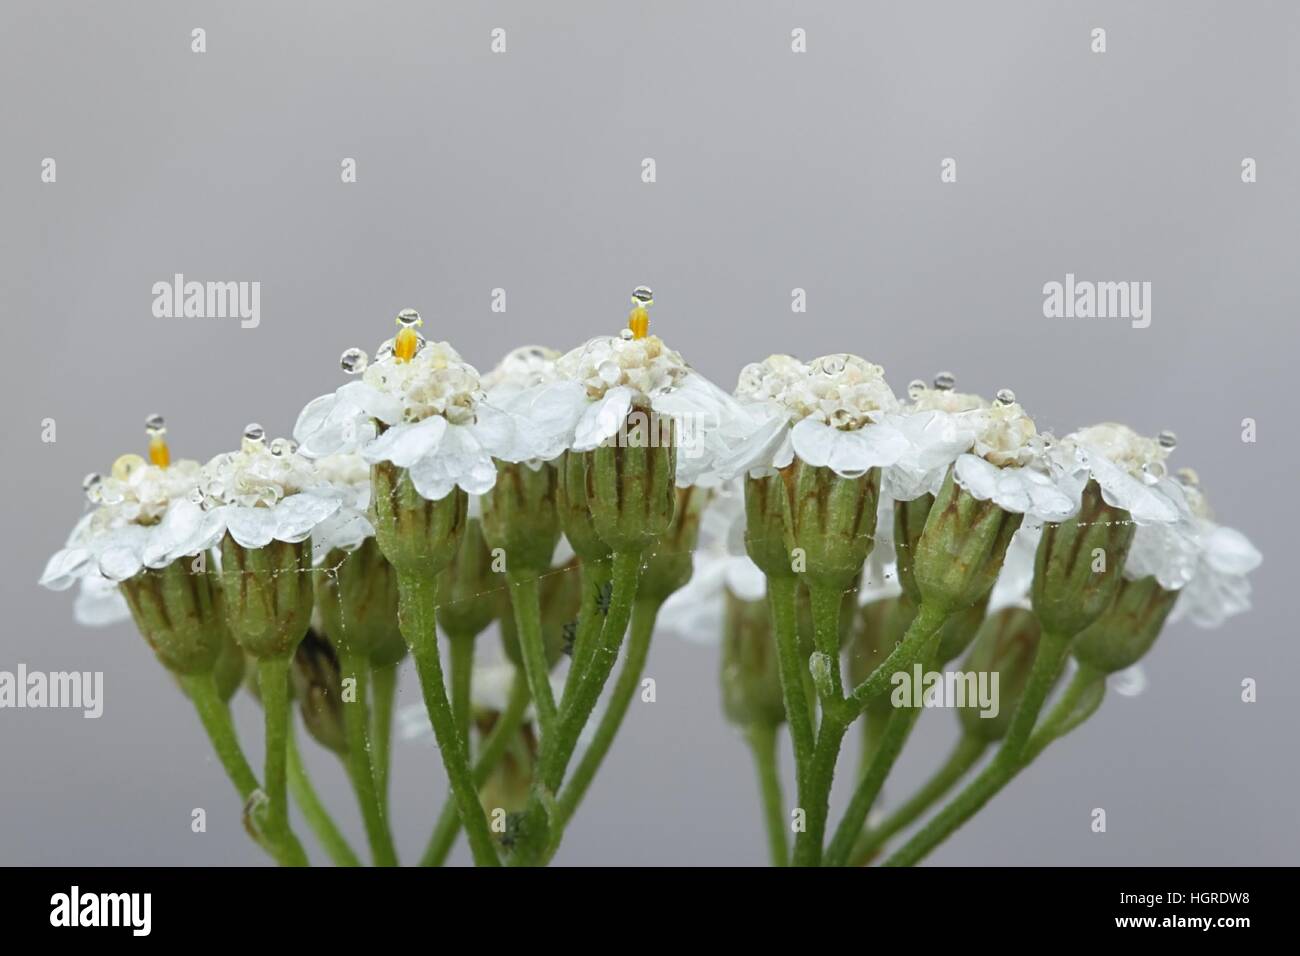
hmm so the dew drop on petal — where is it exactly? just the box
[396,308,422,328]
[242,423,266,446]
[996,388,1016,406]
[933,371,956,391]
[631,286,654,306]
[144,414,166,437]
[340,347,368,375]
[1141,460,1166,484]
[83,472,103,503]
[376,338,395,361]
[907,379,926,400]
[1157,430,1177,450]
[619,328,635,341]
[270,437,297,457]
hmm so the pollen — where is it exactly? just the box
[395,326,420,362]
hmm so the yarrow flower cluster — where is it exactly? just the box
[38,292,1261,868]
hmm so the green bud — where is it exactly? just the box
[1032,480,1137,637]
[371,460,467,577]
[219,534,314,660]
[290,628,348,756]
[120,559,225,676]
[913,470,1023,613]
[1073,576,1178,674]
[481,461,562,579]
[743,474,792,579]
[720,592,786,728]
[555,451,610,564]
[639,486,707,606]
[315,538,403,659]
[586,406,677,553]
[433,519,499,642]
[893,494,935,604]
[958,608,1043,742]
[781,462,880,593]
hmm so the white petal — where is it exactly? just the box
[1203,525,1262,576]
[39,548,93,591]
[337,380,403,426]
[573,387,634,451]
[224,505,278,549]
[362,416,448,468]
[273,492,341,543]
[99,545,144,582]
[74,575,131,627]
[407,424,498,500]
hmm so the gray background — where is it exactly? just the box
[1,1,1296,865]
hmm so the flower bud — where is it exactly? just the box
[1073,576,1178,674]
[433,519,498,641]
[315,538,403,658]
[371,460,467,577]
[934,595,991,665]
[639,486,707,606]
[585,406,677,553]
[744,474,792,579]
[290,628,348,756]
[913,471,1023,613]
[720,592,786,728]
[219,535,315,660]
[478,719,538,820]
[212,628,246,703]
[481,461,562,580]
[958,608,1043,742]
[555,451,609,564]
[1031,480,1136,637]
[119,560,225,676]
[781,461,881,593]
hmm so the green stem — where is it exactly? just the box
[553,597,659,833]
[179,672,259,801]
[747,721,789,866]
[507,573,557,736]
[398,569,500,867]
[766,576,815,790]
[1023,665,1106,763]
[884,631,1074,867]
[825,640,943,867]
[849,734,987,866]
[790,581,850,867]
[370,661,399,810]
[338,650,399,867]
[256,657,310,867]
[448,633,476,748]
[560,558,612,706]
[845,602,950,718]
[420,675,532,866]
[287,728,362,867]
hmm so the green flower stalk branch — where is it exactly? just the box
[38,316,1262,868]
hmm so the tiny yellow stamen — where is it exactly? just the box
[111,453,146,482]
[395,325,419,362]
[148,435,171,468]
[628,306,649,340]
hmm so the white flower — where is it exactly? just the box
[880,385,986,501]
[294,338,530,501]
[986,523,1043,614]
[658,483,765,643]
[948,398,1081,523]
[719,354,911,481]
[1056,423,1183,525]
[555,332,749,487]
[73,572,131,627]
[39,457,223,591]
[307,453,375,564]
[197,436,342,550]
[483,346,589,465]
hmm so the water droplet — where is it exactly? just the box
[376,338,395,361]
[1176,466,1200,487]
[1141,460,1167,484]
[631,286,654,306]
[243,423,266,445]
[818,355,846,376]
[619,328,635,341]
[144,413,166,437]
[82,472,103,503]
[933,371,955,391]
[188,488,205,505]
[996,388,1016,406]
[396,308,422,328]
[340,347,368,375]
[1157,430,1177,450]
[907,379,926,400]
[270,437,298,457]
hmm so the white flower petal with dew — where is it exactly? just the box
[987,524,1042,614]
[572,386,635,452]
[953,454,1079,522]
[790,418,911,479]
[221,505,280,549]
[273,492,342,544]
[361,416,448,469]
[40,548,93,591]
[74,574,131,627]
[881,410,980,501]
